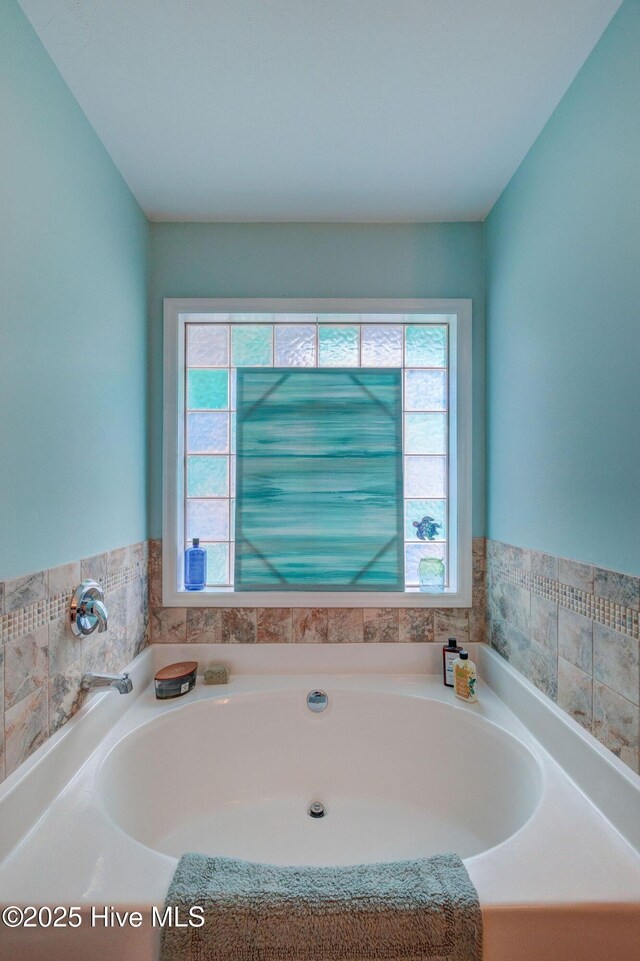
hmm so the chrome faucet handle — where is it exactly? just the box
[92,599,108,633]
[70,580,109,637]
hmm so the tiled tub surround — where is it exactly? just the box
[0,533,483,787]
[149,538,486,647]
[486,540,640,773]
[3,644,640,961]
[0,543,149,783]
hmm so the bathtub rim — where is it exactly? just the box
[0,641,638,869]
[476,644,640,854]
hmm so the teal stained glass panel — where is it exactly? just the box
[187,369,228,410]
[235,369,403,590]
[405,325,447,367]
[231,325,273,366]
[187,456,229,497]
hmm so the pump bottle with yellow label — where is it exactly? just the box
[452,650,477,703]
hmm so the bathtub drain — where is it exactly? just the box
[308,802,326,818]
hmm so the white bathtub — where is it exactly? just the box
[99,682,542,866]
[0,643,639,961]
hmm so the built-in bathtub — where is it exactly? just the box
[99,683,542,866]
[0,643,639,961]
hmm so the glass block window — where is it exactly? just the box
[183,315,450,590]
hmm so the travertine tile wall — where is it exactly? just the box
[148,538,486,648]
[486,539,640,774]
[0,537,482,785]
[3,535,637,781]
[0,543,149,784]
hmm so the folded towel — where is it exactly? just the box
[160,853,482,961]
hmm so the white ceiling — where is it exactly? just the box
[18,0,622,222]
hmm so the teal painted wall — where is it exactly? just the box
[0,0,149,581]
[149,222,485,537]
[6,0,635,578]
[485,0,640,575]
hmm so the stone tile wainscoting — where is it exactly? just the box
[149,538,486,648]
[486,540,640,773]
[0,543,149,784]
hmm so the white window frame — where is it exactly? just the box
[163,298,472,607]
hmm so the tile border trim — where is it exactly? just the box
[488,561,639,640]
[1,561,145,645]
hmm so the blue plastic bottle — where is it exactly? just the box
[184,538,206,591]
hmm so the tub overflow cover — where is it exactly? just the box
[307,690,328,712]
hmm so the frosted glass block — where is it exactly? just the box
[404,456,446,497]
[187,325,229,366]
[187,413,229,453]
[404,413,446,454]
[187,369,228,409]
[230,455,236,495]
[318,326,359,366]
[230,499,235,539]
[187,498,229,541]
[404,499,446,540]
[275,325,316,366]
[230,414,236,453]
[230,370,237,410]
[361,325,403,366]
[405,370,446,411]
[203,543,229,585]
[231,325,273,366]
[405,325,447,367]
[405,543,446,586]
[187,456,229,497]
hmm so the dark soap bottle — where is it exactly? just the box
[442,637,462,687]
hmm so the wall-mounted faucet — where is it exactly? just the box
[81,672,133,695]
[70,580,108,637]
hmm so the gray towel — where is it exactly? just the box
[160,853,482,961]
